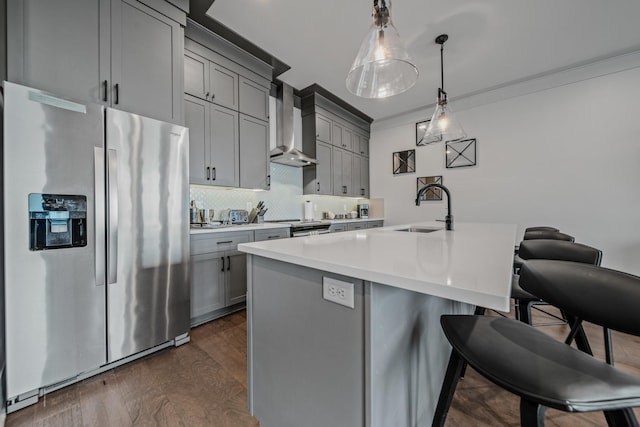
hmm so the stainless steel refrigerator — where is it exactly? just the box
[2,82,190,409]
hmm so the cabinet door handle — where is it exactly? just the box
[212,167,216,181]
[227,256,231,271]
[205,91,210,100]
[361,188,365,196]
[114,83,120,105]
[267,175,271,187]
[217,241,233,245]
[103,80,108,102]
[206,166,211,180]
[342,185,347,194]
[221,257,225,272]
[316,182,320,192]
[211,93,215,99]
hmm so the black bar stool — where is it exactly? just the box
[514,228,571,273]
[433,260,640,427]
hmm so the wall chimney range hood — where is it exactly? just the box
[270,83,317,167]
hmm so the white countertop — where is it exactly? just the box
[190,223,290,234]
[238,221,517,311]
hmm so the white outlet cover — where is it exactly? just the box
[322,277,355,309]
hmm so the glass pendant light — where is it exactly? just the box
[346,0,418,99]
[422,34,467,144]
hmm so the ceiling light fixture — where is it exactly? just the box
[346,0,418,99]
[421,34,466,144]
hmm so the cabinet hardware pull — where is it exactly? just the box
[212,167,216,180]
[267,175,271,187]
[343,185,347,194]
[361,188,365,196]
[114,83,119,105]
[103,80,108,102]
[217,241,233,244]
[206,167,210,180]
[211,93,215,99]
[205,92,210,99]
[227,256,231,271]
[316,182,320,192]
[221,256,225,272]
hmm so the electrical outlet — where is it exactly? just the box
[322,277,354,308]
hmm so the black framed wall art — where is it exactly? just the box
[416,120,442,146]
[393,149,415,174]
[446,138,476,168]
[417,176,443,201]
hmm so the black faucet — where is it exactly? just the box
[415,183,453,231]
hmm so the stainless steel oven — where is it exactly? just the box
[272,220,332,237]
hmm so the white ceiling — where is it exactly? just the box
[207,0,640,121]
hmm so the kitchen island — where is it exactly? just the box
[238,222,516,427]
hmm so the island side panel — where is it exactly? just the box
[366,282,475,427]
[248,255,365,427]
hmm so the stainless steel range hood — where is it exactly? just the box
[270,83,317,167]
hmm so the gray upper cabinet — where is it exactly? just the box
[210,104,240,187]
[184,94,209,185]
[184,94,241,187]
[184,50,209,100]
[111,0,183,124]
[239,114,270,190]
[8,0,186,125]
[183,26,272,190]
[332,148,353,196]
[301,90,371,197]
[210,62,239,110]
[353,155,369,198]
[239,77,270,121]
[184,49,239,110]
[357,134,370,157]
[315,114,332,144]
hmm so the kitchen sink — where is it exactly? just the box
[395,226,441,233]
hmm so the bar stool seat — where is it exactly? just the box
[510,274,537,301]
[440,315,640,413]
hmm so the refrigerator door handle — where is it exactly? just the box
[107,149,119,284]
[94,147,106,286]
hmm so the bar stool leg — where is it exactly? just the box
[603,408,639,427]
[520,399,546,427]
[432,350,466,427]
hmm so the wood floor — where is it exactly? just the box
[6,306,640,426]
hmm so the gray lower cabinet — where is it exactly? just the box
[8,0,185,124]
[254,228,290,241]
[329,224,347,233]
[190,231,252,326]
[347,222,367,231]
[367,220,384,228]
[225,250,248,306]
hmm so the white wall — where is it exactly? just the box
[370,56,640,275]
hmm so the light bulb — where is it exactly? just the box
[374,30,386,62]
[438,116,448,131]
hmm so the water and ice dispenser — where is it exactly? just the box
[29,194,87,250]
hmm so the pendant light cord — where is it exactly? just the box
[440,42,445,91]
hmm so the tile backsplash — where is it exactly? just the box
[190,163,369,221]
